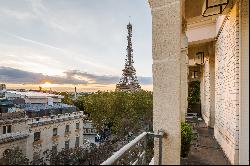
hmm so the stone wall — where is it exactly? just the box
[26,118,84,161]
[214,2,240,164]
[201,56,210,125]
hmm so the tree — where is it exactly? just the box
[188,80,200,104]
[54,92,74,105]
[1,147,30,165]
[76,90,153,139]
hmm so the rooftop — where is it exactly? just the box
[6,91,63,99]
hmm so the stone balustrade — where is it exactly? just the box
[0,132,29,144]
[28,111,85,127]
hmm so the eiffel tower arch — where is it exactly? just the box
[116,22,141,92]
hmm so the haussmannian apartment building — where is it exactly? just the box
[0,90,97,162]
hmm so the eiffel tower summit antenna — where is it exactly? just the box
[116,22,141,92]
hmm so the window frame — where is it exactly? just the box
[65,125,70,133]
[34,132,41,142]
[76,123,80,130]
[3,125,12,134]
[65,140,70,149]
[75,137,79,148]
[53,128,57,136]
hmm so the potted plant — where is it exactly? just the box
[181,122,193,165]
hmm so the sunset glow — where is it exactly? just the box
[41,82,58,88]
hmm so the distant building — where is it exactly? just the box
[0,84,6,91]
[82,120,98,144]
[4,91,76,117]
[0,84,6,98]
[0,90,98,162]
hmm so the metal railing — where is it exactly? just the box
[101,130,165,165]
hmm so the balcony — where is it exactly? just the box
[101,130,166,165]
[0,132,29,144]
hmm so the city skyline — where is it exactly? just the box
[0,0,152,92]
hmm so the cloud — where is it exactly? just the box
[64,70,119,84]
[0,8,36,21]
[0,67,152,85]
[0,67,87,84]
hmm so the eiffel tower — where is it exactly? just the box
[116,22,141,92]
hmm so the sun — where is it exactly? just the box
[41,82,57,88]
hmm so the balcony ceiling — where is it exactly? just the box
[185,0,204,19]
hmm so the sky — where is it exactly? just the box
[0,0,152,92]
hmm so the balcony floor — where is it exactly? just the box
[186,120,231,165]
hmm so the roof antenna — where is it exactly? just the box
[129,16,131,23]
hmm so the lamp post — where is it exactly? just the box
[202,0,229,17]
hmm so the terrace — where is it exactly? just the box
[101,0,249,165]
[101,115,230,165]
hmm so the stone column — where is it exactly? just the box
[149,0,182,164]
[239,0,249,164]
[208,42,215,128]
[181,31,188,122]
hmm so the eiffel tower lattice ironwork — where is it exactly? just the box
[116,22,141,92]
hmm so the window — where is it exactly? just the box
[65,125,69,133]
[52,145,57,155]
[3,125,12,134]
[65,140,70,149]
[75,137,79,148]
[34,132,40,142]
[33,152,40,162]
[76,123,79,129]
[53,128,57,136]
[3,126,6,134]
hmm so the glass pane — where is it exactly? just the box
[52,145,57,154]
[53,128,57,136]
[65,140,70,149]
[75,137,79,147]
[203,6,221,16]
[3,126,6,134]
[34,132,40,141]
[7,125,11,133]
[65,125,69,132]
[208,0,228,7]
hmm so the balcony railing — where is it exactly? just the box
[0,132,29,144]
[0,112,26,120]
[101,130,165,165]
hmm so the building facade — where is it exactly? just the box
[0,90,98,162]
